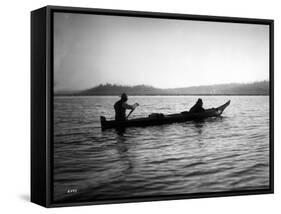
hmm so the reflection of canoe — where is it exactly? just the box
[100,100,230,130]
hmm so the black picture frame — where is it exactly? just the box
[31,5,274,208]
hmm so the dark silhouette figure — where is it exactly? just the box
[189,98,205,113]
[114,93,139,121]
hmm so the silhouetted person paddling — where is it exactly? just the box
[114,93,139,121]
[189,98,205,113]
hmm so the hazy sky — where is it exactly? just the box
[54,12,269,91]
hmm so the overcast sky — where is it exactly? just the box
[54,12,269,91]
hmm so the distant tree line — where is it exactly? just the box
[76,81,269,96]
[54,81,269,96]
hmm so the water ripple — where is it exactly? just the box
[53,95,270,202]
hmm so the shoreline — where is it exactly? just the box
[54,94,270,97]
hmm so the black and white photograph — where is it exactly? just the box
[53,11,271,203]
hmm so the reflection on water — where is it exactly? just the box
[53,96,270,203]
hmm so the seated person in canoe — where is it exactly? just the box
[114,93,139,121]
[189,98,205,113]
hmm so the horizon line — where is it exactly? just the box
[54,80,269,92]
[54,94,269,97]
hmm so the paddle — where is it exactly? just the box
[126,103,139,119]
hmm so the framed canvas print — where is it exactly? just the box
[31,6,274,207]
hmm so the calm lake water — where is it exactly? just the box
[53,96,269,202]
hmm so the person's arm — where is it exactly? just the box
[122,102,139,110]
